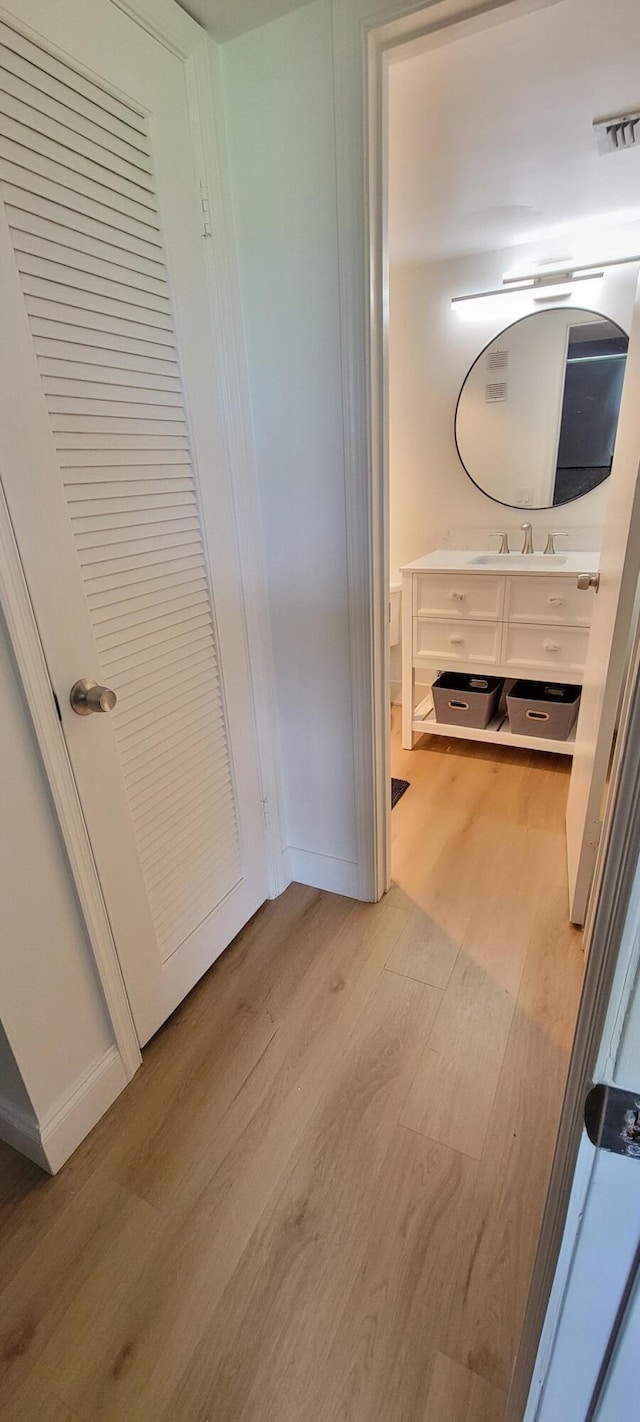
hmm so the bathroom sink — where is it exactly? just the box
[470,554,568,568]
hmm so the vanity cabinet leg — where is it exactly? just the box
[401,571,416,748]
[402,666,416,749]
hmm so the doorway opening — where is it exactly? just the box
[375,0,640,1414]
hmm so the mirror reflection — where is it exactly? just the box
[454,308,629,509]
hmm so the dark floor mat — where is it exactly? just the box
[391,777,410,809]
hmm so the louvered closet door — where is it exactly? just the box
[0,1,268,1044]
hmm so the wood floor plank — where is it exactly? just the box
[401,952,514,1159]
[0,1385,83,1422]
[67,883,355,1203]
[44,906,412,1421]
[423,1352,505,1422]
[157,973,442,1422]
[385,906,458,989]
[444,885,584,1391]
[0,1170,162,1412]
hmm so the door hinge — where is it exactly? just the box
[199,178,212,239]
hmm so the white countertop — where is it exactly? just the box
[400,549,600,577]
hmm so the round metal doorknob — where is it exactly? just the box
[70,678,117,716]
[577,572,600,591]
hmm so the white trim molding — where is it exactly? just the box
[332,0,566,904]
[41,1047,126,1174]
[0,1047,126,1174]
[185,35,287,899]
[285,847,360,899]
[0,1097,48,1172]
[109,0,202,58]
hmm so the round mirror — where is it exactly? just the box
[454,308,628,509]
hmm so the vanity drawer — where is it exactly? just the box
[505,576,594,627]
[413,617,502,665]
[503,623,590,676]
[413,572,504,621]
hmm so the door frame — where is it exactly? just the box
[0,0,285,1076]
[335,0,640,1414]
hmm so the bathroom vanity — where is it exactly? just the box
[401,549,599,753]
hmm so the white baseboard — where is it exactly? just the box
[40,1046,127,1174]
[391,678,434,707]
[0,1046,128,1175]
[286,846,360,899]
[0,1096,49,1171]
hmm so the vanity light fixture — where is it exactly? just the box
[451,252,640,306]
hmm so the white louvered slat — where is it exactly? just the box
[0,141,158,228]
[0,160,161,241]
[0,65,152,165]
[9,211,166,277]
[77,529,202,565]
[24,286,172,333]
[59,436,190,453]
[75,519,201,552]
[0,90,154,184]
[19,255,171,311]
[6,187,162,260]
[103,623,213,681]
[44,381,182,405]
[30,322,177,360]
[87,562,206,608]
[66,479,194,501]
[12,231,166,289]
[84,552,205,595]
[51,416,188,435]
[0,23,147,131]
[61,448,187,466]
[0,28,242,965]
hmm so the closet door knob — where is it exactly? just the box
[70,678,117,716]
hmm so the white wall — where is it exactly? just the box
[0,611,124,1171]
[222,0,359,896]
[388,250,639,582]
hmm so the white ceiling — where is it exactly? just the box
[175,0,316,42]
[389,0,640,265]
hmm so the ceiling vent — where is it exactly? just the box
[486,381,507,403]
[594,110,640,155]
[487,349,508,371]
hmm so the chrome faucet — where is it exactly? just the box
[520,522,534,555]
[491,531,511,554]
[544,532,569,555]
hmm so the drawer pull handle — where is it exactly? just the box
[449,699,469,710]
[526,710,550,721]
[548,596,564,606]
[544,642,560,652]
[449,635,464,645]
[450,591,466,601]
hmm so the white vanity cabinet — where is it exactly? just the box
[401,551,598,754]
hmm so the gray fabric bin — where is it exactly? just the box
[506,680,581,740]
[432,672,504,729]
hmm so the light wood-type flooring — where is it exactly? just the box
[0,712,584,1422]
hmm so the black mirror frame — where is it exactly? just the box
[453,305,629,511]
